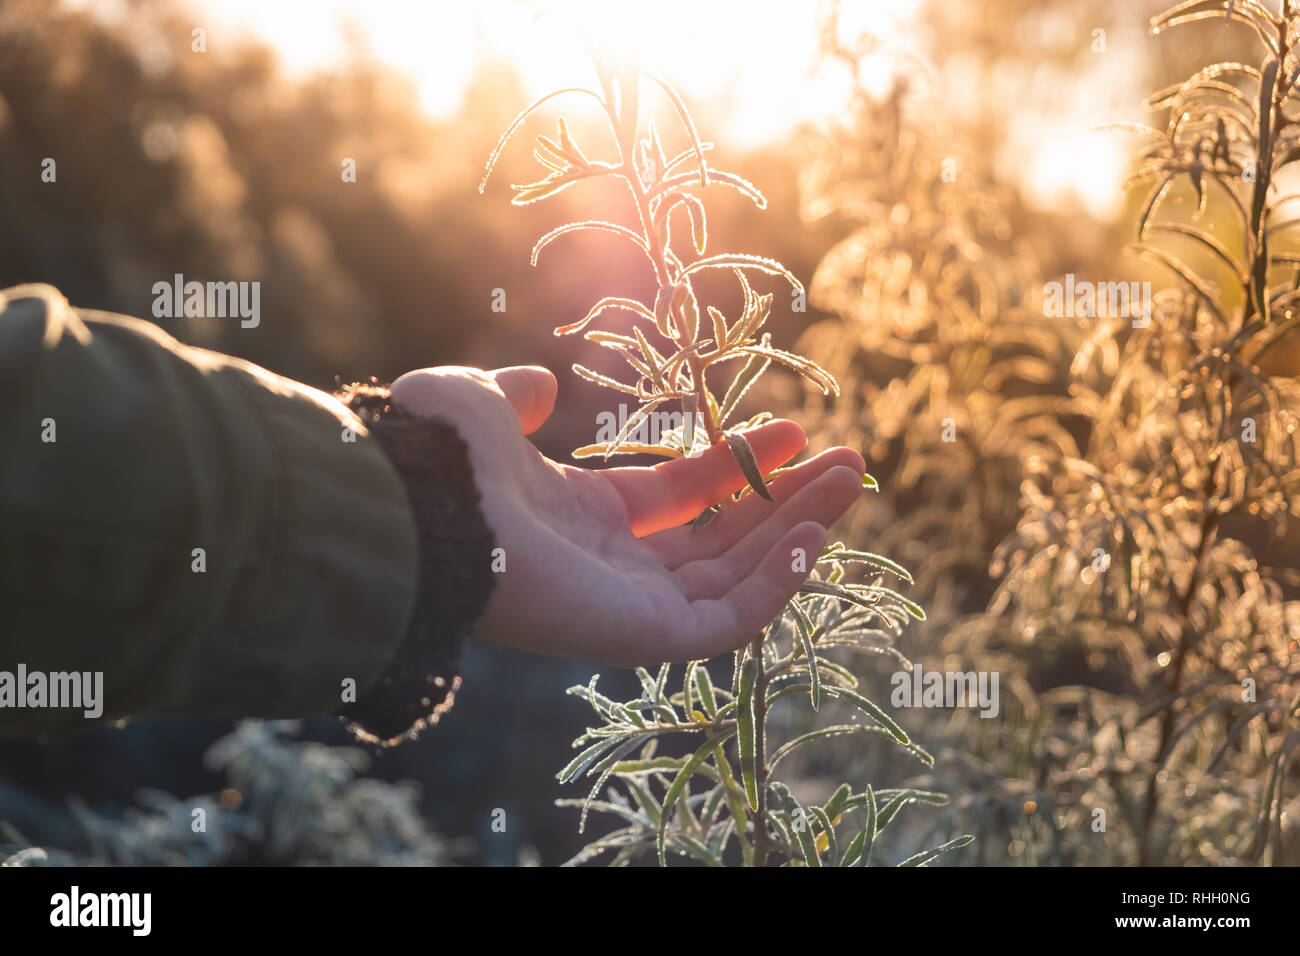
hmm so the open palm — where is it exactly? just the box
[391,365,867,666]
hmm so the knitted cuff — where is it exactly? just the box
[333,382,497,745]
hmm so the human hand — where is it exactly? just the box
[390,365,867,666]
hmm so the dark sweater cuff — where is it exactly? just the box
[333,382,497,745]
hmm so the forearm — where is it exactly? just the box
[0,284,490,740]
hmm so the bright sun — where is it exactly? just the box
[71,0,1123,216]
[141,0,921,148]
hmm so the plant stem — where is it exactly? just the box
[749,635,772,866]
[1138,16,1283,861]
[610,72,724,448]
[1136,462,1221,866]
[689,354,723,443]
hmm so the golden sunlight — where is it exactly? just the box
[156,0,920,147]
[71,0,1125,215]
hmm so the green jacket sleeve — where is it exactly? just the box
[0,283,424,736]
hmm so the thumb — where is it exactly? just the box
[488,366,557,434]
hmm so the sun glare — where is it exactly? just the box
[156,0,922,148]
[68,0,1124,214]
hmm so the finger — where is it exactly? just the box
[489,366,557,435]
[673,465,865,600]
[663,521,829,662]
[601,419,808,537]
[645,446,866,568]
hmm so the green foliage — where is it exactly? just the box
[1,722,457,866]
[484,48,966,865]
[552,547,942,867]
[985,0,1300,865]
[801,0,1300,866]
[796,9,1082,863]
[481,56,833,482]
[798,78,1076,621]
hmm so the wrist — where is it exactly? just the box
[332,382,498,745]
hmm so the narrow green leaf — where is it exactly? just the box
[724,431,773,501]
[809,657,861,690]
[769,724,875,769]
[820,549,914,584]
[605,397,673,459]
[510,168,605,206]
[651,166,767,208]
[847,582,930,621]
[610,756,687,773]
[673,284,700,343]
[797,578,877,610]
[684,193,708,254]
[669,835,723,867]
[850,583,927,620]
[809,805,837,864]
[694,664,718,718]
[679,253,802,293]
[737,655,760,810]
[642,72,709,187]
[531,220,649,267]
[623,776,662,828]
[479,86,606,194]
[555,116,589,164]
[555,798,646,829]
[535,133,582,169]
[713,746,753,865]
[654,662,671,703]
[732,292,773,345]
[824,783,852,822]
[656,728,737,866]
[899,835,975,867]
[707,306,729,353]
[1150,224,1244,280]
[558,733,636,784]
[738,344,839,396]
[632,324,666,382]
[840,826,867,867]
[702,782,727,824]
[718,353,770,425]
[681,392,698,453]
[706,815,733,859]
[821,684,910,744]
[572,363,639,396]
[653,284,675,339]
[876,792,925,831]
[690,505,720,531]
[789,603,820,710]
[572,441,681,460]
[861,784,878,867]
[566,675,620,720]
[580,733,656,833]
[770,782,819,866]
[635,666,658,700]
[843,787,949,814]
[1252,57,1278,321]
[1136,174,1173,240]
[551,297,655,338]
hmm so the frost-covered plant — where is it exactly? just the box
[482,47,970,866]
[1,722,456,866]
[794,13,1083,863]
[984,0,1300,865]
[798,15,1078,632]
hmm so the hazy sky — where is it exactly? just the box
[66,0,1127,217]
[164,0,914,147]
